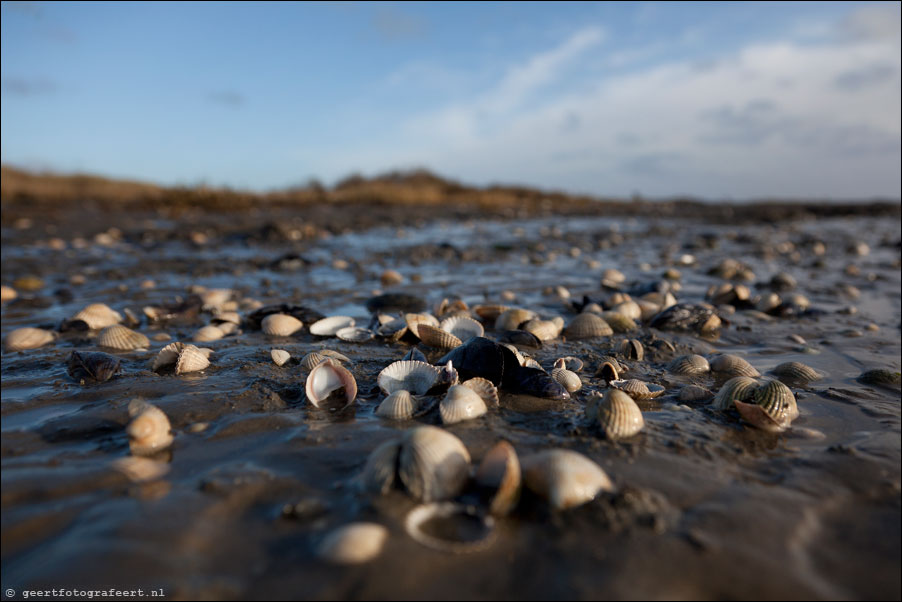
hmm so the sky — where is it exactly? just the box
[1,1,900,200]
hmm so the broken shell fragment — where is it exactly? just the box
[317,523,388,565]
[305,359,357,409]
[405,503,496,553]
[521,449,614,510]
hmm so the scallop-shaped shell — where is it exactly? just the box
[360,438,401,494]
[398,426,471,502]
[317,523,388,565]
[271,349,291,367]
[619,338,644,361]
[564,313,613,339]
[0,285,17,303]
[596,360,620,383]
[711,376,759,410]
[212,311,242,325]
[440,385,488,425]
[376,317,408,341]
[710,354,760,377]
[306,359,357,409]
[461,377,499,407]
[261,313,303,336]
[404,313,440,339]
[300,349,350,370]
[418,324,463,350]
[175,344,212,374]
[494,308,536,332]
[772,362,822,383]
[637,300,661,321]
[754,379,798,422]
[97,324,150,350]
[679,385,713,402]
[378,360,440,395]
[611,379,665,399]
[336,326,374,342]
[557,356,584,372]
[376,390,417,420]
[126,403,173,456]
[4,327,56,351]
[552,367,582,393]
[475,440,521,516]
[199,288,232,310]
[601,268,626,286]
[597,389,644,440]
[440,315,484,343]
[668,354,710,375]
[522,318,562,342]
[73,303,122,329]
[309,316,356,336]
[610,301,642,321]
[472,304,509,322]
[602,312,638,333]
[192,324,226,342]
[521,449,614,510]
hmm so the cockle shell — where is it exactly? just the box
[360,438,402,494]
[434,297,469,317]
[112,456,170,482]
[309,316,355,336]
[564,313,613,339]
[4,327,56,351]
[610,379,665,399]
[300,349,350,370]
[305,359,357,409]
[772,362,822,383]
[710,354,760,377]
[610,301,642,321]
[679,385,713,402]
[596,360,620,383]
[461,377,499,407]
[335,326,374,342]
[261,313,303,336]
[522,318,563,342]
[97,324,150,350]
[376,390,418,420]
[472,304,510,322]
[317,523,388,565]
[72,303,122,329]
[521,449,614,510]
[404,313,440,339]
[212,311,241,325]
[126,401,173,456]
[551,365,582,393]
[557,356,584,372]
[711,376,759,410]
[475,440,521,516]
[668,354,710,375]
[376,317,408,341]
[439,385,488,425]
[378,360,440,395]
[380,269,404,286]
[192,324,226,342]
[271,349,291,366]
[439,315,484,343]
[198,288,232,311]
[0,285,17,303]
[602,311,638,333]
[418,324,463,350]
[494,308,536,332]
[597,389,644,440]
[619,338,644,361]
[398,426,471,502]
[152,342,212,374]
[743,379,798,427]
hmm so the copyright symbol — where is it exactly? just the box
[5,590,14,598]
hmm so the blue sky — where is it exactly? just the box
[2,1,900,199]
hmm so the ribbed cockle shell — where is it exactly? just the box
[596,389,644,440]
[439,385,488,425]
[564,313,613,339]
[378,360,440,395]
[97,324,150,350]
[4,327,56,351]
[305,359,357,409]
[73,303,122,329]
[521,449,614,510]
[398,426,471,502]
[376,390,417,420]
[261,313,303,336]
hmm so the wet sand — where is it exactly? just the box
[1,201,900,600]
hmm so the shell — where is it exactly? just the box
[602,311,638,333]
[521,318,562,342]
[439,315,484,342]
[126,402,173,456]
[317,523,388,565]
[309,316,356,336]
[67,350,121,383]
[472,304,510,322]
[619,338,644,361]
[710,354,760,377]
[668,354,711,376]
[551,367,582,393]
[596,360,620,383]
[610,301,642,321]
[520,449,614,510]
[461,377,499,407]
[271,349,291,367]
[679,385,713,402]
[111,456,170,482]
[199,288,232,310]
[404,503,496,553]
[335,326,374,342]
[72,303,123,329]
[300,350,350,370]
[261,313,303,336]
[597,389,645,440]
[376,390,418,420]
[440,385,488,425]
[305,359,357,409]
[404,313,440,339]
[360,438,402,494]
[175,344,212,374]
[475,440,521,516]
[601,268,626,287]
[4,327,56,351]
[754,379,798,422]
[212,311,241,325]
[376,317,409,341]
[0,285,17,303]
[437,360,460,388]
[564,313,613,339]
[378,360,440,395]
[772,362,822,383]
[380,269,404,286]
[711,376,759,410]
[494,308,536,332]
[398,426,471,502]
[418,323,463,350]
[611,379,665,399]
[637,300,661,321]
[96,324,150,350]
[192,324,226,342]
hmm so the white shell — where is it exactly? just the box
[309,316,355,336]
[317,523,388,564]
[0,285,17,303]
[522,318,562,342]
[73,303,122,329]
[126,402,173,456]
[404,502,496,553]
[271,349,291,366]
[461,377,499,407]
[261,313,303,336]
[376,390,417,420]
[439,385,488,424]
[4,327,56,351]
[199,288,232,310]
[475,440,521,516]
[378,360,440,395]
[96,324,150,350]
[404,313,440,339]
[360,438,402,494]
[335,326,374,342]
[152,342,211,374]
[551,367,582,393]
[521,449,614,510]
[192,324,226,342]
[439,316,484,342]
[597,389,644,439]
[300,350,350,370]
[305,359,357,409]
[398,426,471,502]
